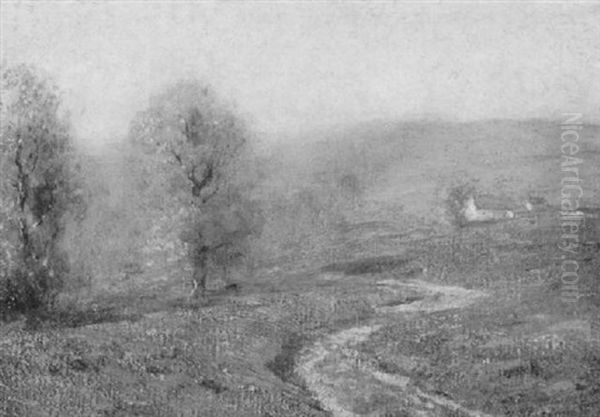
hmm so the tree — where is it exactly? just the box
[128,80,255,297]
[338,173,362,207]
[0,64,79,316]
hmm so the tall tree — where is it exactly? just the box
[0,64,79,315]
[129,80,255,297]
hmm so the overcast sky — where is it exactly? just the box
[2,2,599,148]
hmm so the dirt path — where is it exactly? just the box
[296,279,495,417]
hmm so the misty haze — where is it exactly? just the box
[1,3,599,417]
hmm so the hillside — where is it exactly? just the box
[2,118,599,416]
[265,119,598,223]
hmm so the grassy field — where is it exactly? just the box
[353,207,600,416]
[1,119,599,416]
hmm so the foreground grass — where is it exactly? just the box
[0,269,377,417]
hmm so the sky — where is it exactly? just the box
[2,1,599,148]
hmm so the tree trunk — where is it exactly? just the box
[191,249,208,298]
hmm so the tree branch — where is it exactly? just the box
[27,136,41,174]
[170,148,184,167]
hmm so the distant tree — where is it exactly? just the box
[338,173,362,206]
[446,182,477,228]
[129,80,256,297]
[0,64,80,316]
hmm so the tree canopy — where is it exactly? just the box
[129,80,247,205]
